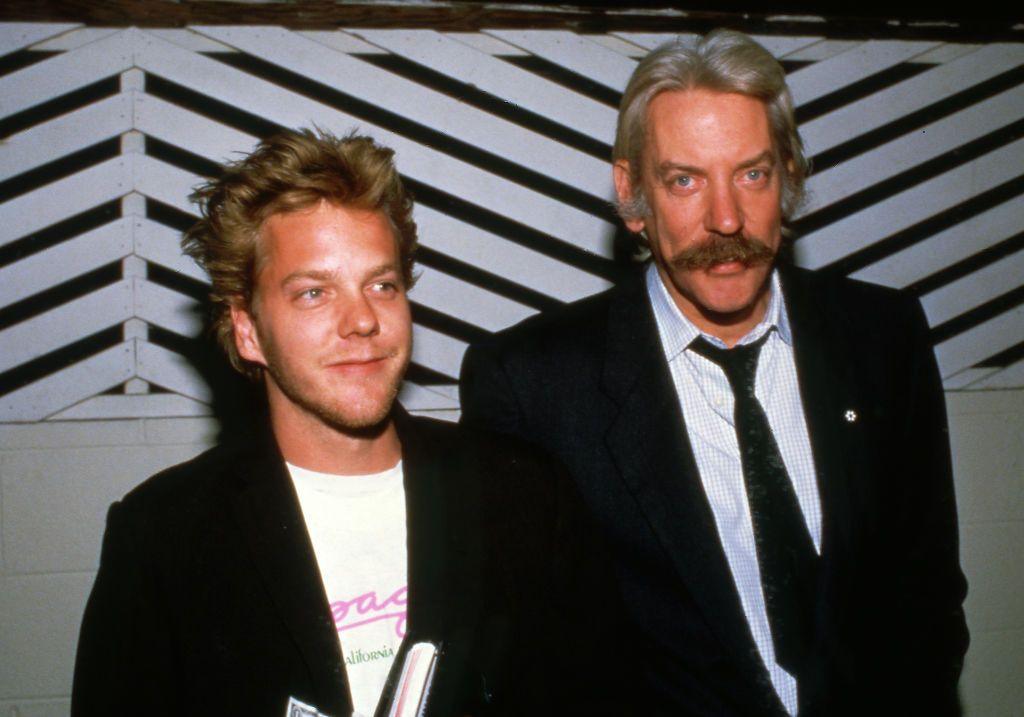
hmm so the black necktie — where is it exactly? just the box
[689,333,819,676]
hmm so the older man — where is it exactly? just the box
[72,128,625,717]
[461,30,968,716]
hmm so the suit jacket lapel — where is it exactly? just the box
[600,271,772,691]
[228,428,352,717]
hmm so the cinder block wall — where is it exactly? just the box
[1,392,1022,716]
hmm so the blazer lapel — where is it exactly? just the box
[600,271,772,690]
[392,410,484,713]
[228,431,352,717]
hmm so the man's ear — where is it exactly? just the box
[613,160,647,235]
[230,303,267,367]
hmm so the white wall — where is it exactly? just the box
[1,390,1022,715]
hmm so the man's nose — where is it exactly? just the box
[705,181,744,236]
[337,294,379,338]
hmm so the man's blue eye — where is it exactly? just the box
[675,176,692,187]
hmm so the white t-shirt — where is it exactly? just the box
[288,461,408,717]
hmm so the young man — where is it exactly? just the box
[72,129,623,717]
[461,30,968,716]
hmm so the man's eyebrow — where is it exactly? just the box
[656,161,703,176]
[736,150,776,170]
[281,268,336,285]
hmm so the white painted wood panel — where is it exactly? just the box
[850,198,1024,289]
[801,84,1024,215]
[411,324,467,379]
[0,22,80,56]
[136,340,211,402]
[800,44,1024,157]
[0,342,134,422]
[796,137,1024,270]
[935,305,1024,378]
[411,266,536,332]
[0,219,133,310]
[50,393,211,420]
[134,218,207,282]
[350,29,617,142]
[921,249,1024,326]
[0,93,132,183]
[486,30,637,91]
[133,279,202,337]
[0,281,132,373]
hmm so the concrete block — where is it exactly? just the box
[0,421,145,451]
[0,573,93,700]
[0,699,70,717]
[947,396,1024,524]
[1,444,206,574]
[960,521,1024,632]
[960,627,1024,717]
[142,416,219,446]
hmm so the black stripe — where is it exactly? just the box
[144,73,285,141]
[929,285,1024,345]
[0,76,119,138]
[500,55,621,109]
[405,363,457,386]
[207,51,617,220]
[411,302,490,346]
[0,263,122,331]
[795,62,931,124]
[147,263,210,304]
[812,174,1024,277]
[0,137,120,204]
[358,54,612,161]
[793,118,1024,234]
[145,136,223,182]
[146,198,197,233]
[906,230,1024,297]
[0,201,120,267]
[977,339,1024,369]
[807,64,1024,173]
[0,49,58,78]
[406,178,621,280]
[0,325,122,396]
[416,245,563,313]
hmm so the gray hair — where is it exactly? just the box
[613,29,809,224]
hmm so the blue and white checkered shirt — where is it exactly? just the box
[646,263,822,715]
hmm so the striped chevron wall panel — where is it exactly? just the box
[0,23,1021,422]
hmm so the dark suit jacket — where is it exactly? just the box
[460,265,969,716]
[72,408,627,717]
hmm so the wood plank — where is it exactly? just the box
[133,91,259,166]
[27,26,118,51]
[0,28,133,119]
[133,278,203,337]
[0,21,80,56]
[788,40,939,107]
[920,249,1024,326]
[799,43,1024,157]
[485,30,637,91]
[781,39,860,62]
[135,29,615,254]
[414,206,612,303]
[51,393,212,419]
[0,92,132,182]
[0,218,133,310]
[850,197,1024,289]
[962,359,1024,389]
[398,381,460,411]
[134,217,207,282]
[0,280,132,373]
[941,367,1001,390]
[0,156,131,248]
[411,324,467,380]
[136,340,211,402]
[801,84,1024,215]
[0,342,134,422]
[794,137,1024,270]
[934,304,1024,378]
[351,29,617,142]
[412,265,537,333]
[200,26,613,201]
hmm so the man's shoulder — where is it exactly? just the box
[784,265,922,324]
[115,442,253,523]
[475,270,644,362]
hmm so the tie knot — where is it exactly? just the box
[689,333,770,395]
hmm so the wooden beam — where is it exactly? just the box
[0,1,1020,41]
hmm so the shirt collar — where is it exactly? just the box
[645,262,792,362]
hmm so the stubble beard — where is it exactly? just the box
[263,350,409,437]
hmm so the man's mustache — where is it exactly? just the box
[669,234,776,271]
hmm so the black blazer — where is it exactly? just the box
[460,265,969,716]
[71,409,628,717]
